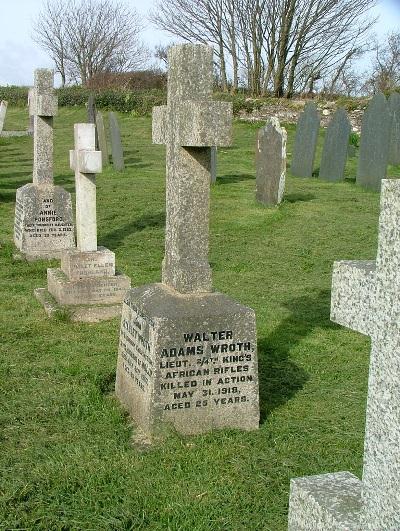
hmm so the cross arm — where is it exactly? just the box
[330,260,376,336]
[70,149,102,173]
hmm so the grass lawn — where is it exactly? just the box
[0,107,398,530]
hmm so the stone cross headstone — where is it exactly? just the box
[357,92,391,191]
[14,69,74,260]
[95,111,109,166]
[0,100,8,134]
[109,112,125,171]
[319,108,351,182]
[288,178,400,530]
[115,44,259,439]
[388,92,400,166]
[256,117,287,205]
[291,102,320,178]
[35,123,130,322]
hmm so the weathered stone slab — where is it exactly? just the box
[357,93,391,191]
[116,43,258,439]
[116,284,259,436]
[47,268,130,305]
[14,184,74,259]
[288,179,400,530]
[95,111,109,166]
[256,117,286,205]
[388,92,400,165]
[109,112,125,171]
[0,100,8,133]
[291,102,320,178]
[61,246,115,281]
[319,108,351,182]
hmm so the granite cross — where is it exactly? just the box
[288,178,400,530]
[30,69,58,186]
[152,44,232,294]
[69,123,102,252]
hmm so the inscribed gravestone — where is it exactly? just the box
[14,69,74,259]
[0,101,8,133]
[291,102,320,178]
[109,112,125,171]
[357,93,391,191]
[388,92,400,165]
[319,108,351,182]
[256,117,286,206]
[115,44,259,438]
[95,111,109,166]
[35,123,130,322]
[288,178,400,530]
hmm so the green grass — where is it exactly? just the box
[0,107,399,530]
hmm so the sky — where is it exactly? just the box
[0,0,399,86]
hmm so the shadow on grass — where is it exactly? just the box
[102,211,165,249]
[258,289,333,423]
[284,192,316,203]
[0,191,16,203]
[217,173,254,184]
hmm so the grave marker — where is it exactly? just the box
[35,123,130,322]
[291,102,320,178]
[357,93,391,191]
[288,178,400,530]
[319,108,351,182]
[0,100,8,133]
[14,69,74,260]
[115,44,259,438]
[256,117,287,205]
[388,92,400,165]
[96,111,109,166]
[109,112,125,171]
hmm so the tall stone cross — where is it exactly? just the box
[69,123,102,252]
[152,44,232,294]
[288,178,400,530]
[30,69,58,186]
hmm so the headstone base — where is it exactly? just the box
[61,247,115,280]
[288,472,362,530]
[47,268,130,306]
[14,183,74,260]
[115,283,259,437]
[34,288,124,322]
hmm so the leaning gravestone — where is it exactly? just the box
[256,117,287,206]
[291,102,320,178]
[115,44,259,438]
[288,178,400,530]
[14,69,74,260]
[388,92,400,165]
[35,123,130,322]
[0,100,8,133]
[357,93,391,191]
[109,112,125,171]
[319,108,351,182]
[95,111,109,166]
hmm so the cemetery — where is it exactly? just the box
[1,0,400,519]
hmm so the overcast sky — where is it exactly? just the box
[0,0,399,86]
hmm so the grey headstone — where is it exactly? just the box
[95,111,109,166]
[256,117,287,205]
[35,123,130,321]
[109,112,125,171]
[115,44,259,440]
[210,147,217,183]
[319,108,351,182]
[0,100,8,133]
[388,92,400,165]
[357,93,391,191]
[13,69,75,260]
[291,102,320,178]
[87,93,99,149]
[288,179,400,530]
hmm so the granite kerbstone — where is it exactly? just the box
[115,283,259,436]
[388,92,400,165]
[357,93,391,191]
[291,102,320,178]
[319,108,351,182]
[256,117,286,205]
[109,112,125,171]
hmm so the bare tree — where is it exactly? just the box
[368,32,400,93]
[33,0,149,85]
